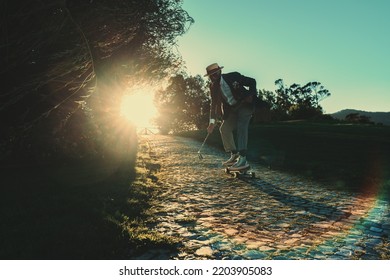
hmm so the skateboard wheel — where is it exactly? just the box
[233,172,239,178]
[251,172,256,178]
[225,167,230,174]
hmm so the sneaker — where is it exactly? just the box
[229,156,249,171]
[222,152,239,166]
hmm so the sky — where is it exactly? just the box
[176,0,390,114]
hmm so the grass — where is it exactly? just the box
[178,121,390,201]
[0,139,180,259]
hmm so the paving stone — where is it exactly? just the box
[211,240,231,251]
[274,221,289,227]
[259,245,276,252]
[195,246,214,257]
[313,222,333,229]
[233,236,249,244]
[224,228,239,236]
[317,246,337,255]
[276,244,290,250]
[335,249,354,258]
[370,226,383,233]
[242,250,268,259]
[284,238,300,245]
[273,255,290,260]
[138,135,390,260]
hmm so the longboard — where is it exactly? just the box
[225,166,256,178]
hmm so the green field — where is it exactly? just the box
[179,121,390,200]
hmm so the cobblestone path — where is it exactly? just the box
[138,134,390,260]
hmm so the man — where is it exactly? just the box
[205,63,257,171]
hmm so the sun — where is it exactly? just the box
[120,90,157,128]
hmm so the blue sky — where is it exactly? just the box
[176,0,390,113]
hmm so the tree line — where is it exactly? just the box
[154,74,331,133]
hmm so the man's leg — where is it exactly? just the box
[219,112,237,153]
[228,105,253,170]
[236,104,254,155]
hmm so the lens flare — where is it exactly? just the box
[120,90,157,128]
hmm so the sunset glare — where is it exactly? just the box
[120,90,157,128]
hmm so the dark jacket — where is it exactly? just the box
[209,72,257,120]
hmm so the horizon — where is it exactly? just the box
[177,0,390,114]
[333,108,390,113]
[326,109,390,116]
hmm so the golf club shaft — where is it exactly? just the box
[198,132,210,153]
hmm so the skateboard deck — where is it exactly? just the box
[225,166,256,178]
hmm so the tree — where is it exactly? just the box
[271,79,331,120]
[154,74,209,133]
[0,0,193,161]
[273,79,293,120]
[345,113,372,124]
[302,81,331,108]
[253,89,272,123]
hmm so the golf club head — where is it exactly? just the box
[198,152,203,160]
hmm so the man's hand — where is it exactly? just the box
[207,123,216,134]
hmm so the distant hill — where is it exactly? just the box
[331,109,390,125]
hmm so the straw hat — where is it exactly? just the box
[204,63,224,77]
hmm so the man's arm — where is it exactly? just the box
[240,74,257,96]
[209,84,217,124]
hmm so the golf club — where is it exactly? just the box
[197,132,210,159]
